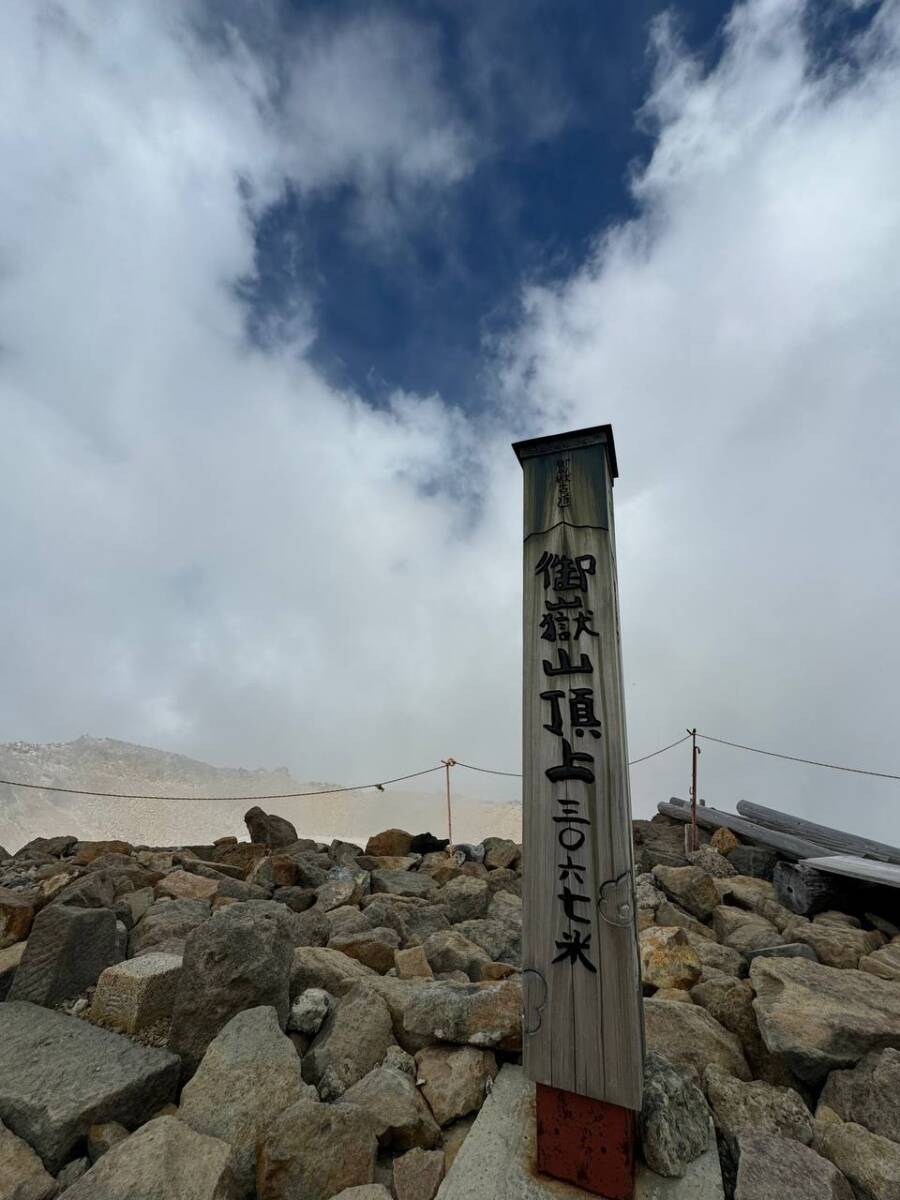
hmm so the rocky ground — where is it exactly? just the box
[1,809,899,1199]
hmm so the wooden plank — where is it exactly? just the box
[802,854,900,890]
[736,800,900,865]
[660,798,834,861]
[514,426,643,1112]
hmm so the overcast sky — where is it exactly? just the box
[2,0,899,836]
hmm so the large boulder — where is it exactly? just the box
[704,1064,813,1191]
[168,902,293,1076]
[62,1115,240,1200]
[685,933,745,980]
[402,978,521,1052]
[690,976,793,1087]
[437,878,490,924]
[366,830,414,858]
[780,917,885,970]
[652,866,719,920]
[371,870,436,900]
[734,1133,853,1200]
[302,984,396,1100]
[639,926,702,992]
[178,1006,314,1196]
[0,1001,179,1172]
[813,1106,900,1200]
[129,898,211,957]
[339,1065,440,1151]
[329,927,400,974]
[9,904,120,1006]
[257,1098,377,1200]
[452,919,520,966]
[638,1050,710,1178]
[818,1048,900,1142]
[423,931,491,981]
[0,1118,57,1200]
[89,953,182,1035]
[643,998,751,1084]
[713,906,784,954]
[414,1046,498,1127]
[751,957,900,1082]
[155,870,219,902]
[290,946,376,998]
[244,807,298,848]
[393,1146,445,1200]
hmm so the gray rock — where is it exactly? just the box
[746,942,819,964]
[9,904,120,1007]
[56,1156,91,1189]
[285,906,330,947]
[713,906,784,955]
[52,871,117,910]
[644,998,751,1084]
[168,901,293,1077]
[414,1046,498,1127]
[178,1006,314,1196]
[393,1145,445,1200]
[371,870,437,900]
[62,1115,240,1199]
[437,878,490,924]
[813,1107,900,1200]
[452,919,520,966]
[480,838,519,871]
[244,806,298,848]
[0,1117,57,1200]
[129,898,211,957]
[639,1051,710,1178]
[289,988,331,1036]
[819,1048,900,1142]
[290,947,377,998]
[16,836,77,859]
[402,905,452,947]
[734,1133,853,1200]
[339,1065,441,1151]
[0,1001,179,1172]
[302,983,396,1100]
[704,1065,813,1193]
[257,1098,377,1200]
[686,935,745,980]
[272,886,317,912]
[652,866,719,921]
[0,940,26,1001]
[726,847,777,879]
[89,953,182,1035]
[402,978,521,1052]
[325,906,372,937]
[751,957,900,1082]
[423,931,491,981]
[686,847,736,879]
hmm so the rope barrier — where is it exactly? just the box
[2,728,898,800]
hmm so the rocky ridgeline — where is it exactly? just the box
[0,812,899,1199]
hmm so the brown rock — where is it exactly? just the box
[329,928,401,974]
[713,905,784,954]
[0,1117,57,1200]
[155,870,219,901]
[216,842,267,878]
[655,900,717,941]
[395,946,433,980]
[640,926,702,992]
[859,941,900,981]
[366,830,414,858]
[735,1133,854,1200]
[813,1106,900,1200]
[0,888,34,950]
[393,1147,444,1200]
[244,807,298,848]
[403,978,521,1052]
[644,998,751,1083]
[652,865,719,920]
[423,931,491,981]
[711,827,740,855]
[291,946,377,997]
[479,962,517,981]
[339,1065,440,1151]
[257,1098,377,1200]
[302,984,396,1100]
[72,841,131,865]
[415,1045,498,1126]
[781,917,885,970]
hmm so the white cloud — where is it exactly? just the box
[1,0,900,844]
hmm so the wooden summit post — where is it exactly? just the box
[513,425,643,1199]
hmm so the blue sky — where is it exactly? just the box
[1,0,899,835]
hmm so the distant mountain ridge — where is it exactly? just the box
[0,736,521,853]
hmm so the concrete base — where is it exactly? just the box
[436,1066,723,1200]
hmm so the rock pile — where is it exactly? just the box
[1,810,899,1198]
[0,816,522,1199]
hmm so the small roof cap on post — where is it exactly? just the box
[511,424,618,480]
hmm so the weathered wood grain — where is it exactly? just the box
[736,800,900,865]
[774,860,850,915]
[514,426,643,1111]
[802,854,900,890]
[660,798,834,861]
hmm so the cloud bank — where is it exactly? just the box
[1,0,899,837]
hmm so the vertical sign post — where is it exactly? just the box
[513,425,643,1200]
